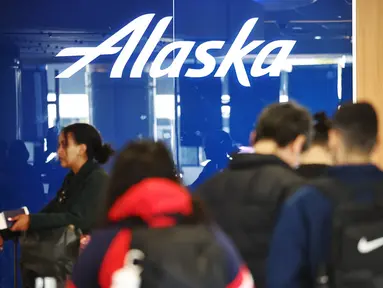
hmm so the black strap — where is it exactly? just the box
[114,217,149,229]
[309,177,383,206]
[13,238,18,288]
[309,178,349,203]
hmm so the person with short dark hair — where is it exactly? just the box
[254,102,313,159]
[68,140,253,288]
[197,102,313,288]
[0,123,114,287]
[296,112,333,178]
[331,102,378,158]
[267,102,383,288]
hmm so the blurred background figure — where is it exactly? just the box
[42,127,68,202]
[44,127,59,161]
[238,146,255,154]
[0,140,7,210]
[0,140,7,175]
[5,140,45,213]
[190,130,238,190]
[297,112,333,178]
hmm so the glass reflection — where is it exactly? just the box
[0,0,353,286]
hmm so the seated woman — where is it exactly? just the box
[68,140,253,288]
[297,112,333,178]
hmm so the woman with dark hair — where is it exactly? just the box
[296,112,333,178]
[0,123,114,287]
[68,140,253,288]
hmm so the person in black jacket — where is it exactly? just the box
[0,123,114,287]
[196,102,313,288]
[296,112,333,178]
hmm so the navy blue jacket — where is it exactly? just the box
[267,165,383,288]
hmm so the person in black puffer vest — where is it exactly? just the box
[196,102,313,288]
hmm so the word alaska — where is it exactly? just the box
[56,14,296,87]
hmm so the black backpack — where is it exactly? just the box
[113,224,227,288]
[312,178,383,288]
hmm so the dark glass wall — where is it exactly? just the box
[0,0,353,286]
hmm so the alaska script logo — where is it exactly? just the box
[56,14,296,87]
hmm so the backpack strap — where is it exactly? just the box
[309,177,383,206]
[309,177,351,204]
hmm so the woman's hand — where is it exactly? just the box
[80,235,91,251]
[10,214,30,232]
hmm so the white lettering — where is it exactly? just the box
[56,47,122,57]
[185,41,225,78]
[110,15,156,78]
[130,17,173,78]
[150,41,195,78]
[56,14,155,79]
[55,14,297,87]
[250,40,296,77]
[214,18,264,87]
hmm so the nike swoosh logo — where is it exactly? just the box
[357,237,383,254]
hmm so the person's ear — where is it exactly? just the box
[372,136,380,156]
[291,135,306,155]
[249,131,256,146]
[328,129,339,152]
[78,144,87,157]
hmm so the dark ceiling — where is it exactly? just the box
[0,0,352,62]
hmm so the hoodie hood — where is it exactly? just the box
[108,178,193,228]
